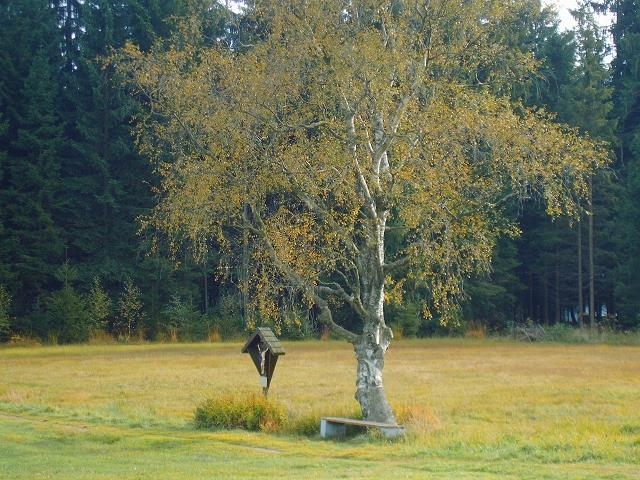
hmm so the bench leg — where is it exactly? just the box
[320,419,347,439]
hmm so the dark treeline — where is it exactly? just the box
[0,0,639,343]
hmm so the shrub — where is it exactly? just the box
[597,329,640,345]
[464,321,486,339]
[7,334,41,347]
[88,330,115,344]
[420,313,465,337]
[540,324,640,345]
[44,261,91,344]
[194,392,286,432]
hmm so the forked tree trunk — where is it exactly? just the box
[345,111,398,424]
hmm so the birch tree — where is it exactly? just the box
[116,0,609,423]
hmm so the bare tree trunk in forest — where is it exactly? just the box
[588,177,595,330]
[528,273,534,322]
[543,267,549,325]
[578,218,584,328]
[555,245,561,324]
[203,258,209,313]
[241,224,250,328]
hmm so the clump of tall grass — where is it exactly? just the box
[394,403,442,439]
[194,392,287,433]
[194,392,366,436]
[285,411,323,436]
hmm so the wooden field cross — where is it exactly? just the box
[241,327,285,396]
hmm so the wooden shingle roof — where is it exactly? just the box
[241,327,285,355]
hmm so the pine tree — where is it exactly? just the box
[54,0,150,286]
[0,0,212,340]
[47,0,198,335]
[463,237,524,331]
[508,1,577,112]
[611,0,640,161]
[0,113,11,289]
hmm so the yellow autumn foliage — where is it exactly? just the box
[113,0,609,333]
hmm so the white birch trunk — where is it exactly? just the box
[345,106,397,424]
[352,198,396,424]
[354,320,396,423]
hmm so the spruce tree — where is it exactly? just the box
[47,261,91,344]
[0,50,66,319]
[0,0,65,325]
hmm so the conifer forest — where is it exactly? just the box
[1,0,640,343]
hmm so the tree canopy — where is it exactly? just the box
[116,0,609,422]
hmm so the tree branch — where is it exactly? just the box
[315,284,367,319]
[383,255,410,276]
[314,294,360,343]
[243,204,360,342]
[347,112,377,220]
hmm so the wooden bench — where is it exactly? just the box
[320,416,405,439]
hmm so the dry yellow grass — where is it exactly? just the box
[1,339,639,479]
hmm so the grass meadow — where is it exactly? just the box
[1,339,639,479]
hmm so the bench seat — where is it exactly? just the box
[320,416,405,439]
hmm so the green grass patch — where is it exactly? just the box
[1,339,640,478]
